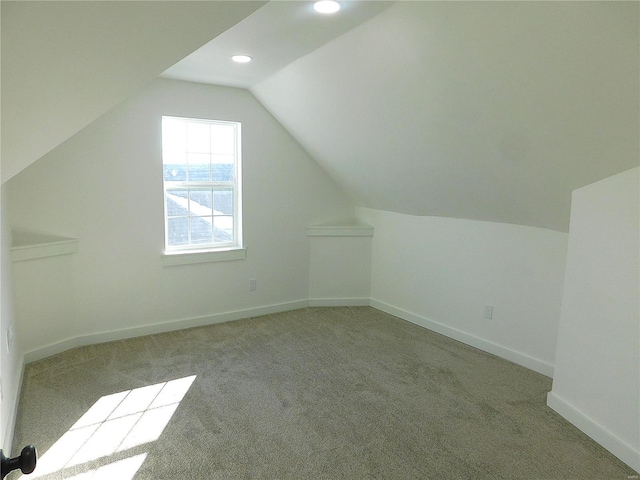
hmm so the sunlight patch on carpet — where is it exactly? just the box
[62,454,148,480]
[22,375,196,479]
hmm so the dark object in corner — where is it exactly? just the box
[1,445,37,478]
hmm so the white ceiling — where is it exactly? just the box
[4,1,638,232]
[162,1,393,89]
[1,1,265,183]
[250,1,639,232]
[163,1,639,232]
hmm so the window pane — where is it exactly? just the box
[162,118,187,181]
[190,217,212,244]
[211,155,235,182]
[166,191,188,216]
[164,159,186,182]
[186,122,210,153]
[210,124,235,154]
[167,217,189,246]
[186,153,210,182]
[162,116,241,251]
[213,216,234,243]
[189,190,212,210]
[162,118,186,156]
[213,189,233,215]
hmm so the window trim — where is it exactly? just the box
[161,116,243,260]
[161,246,247,267]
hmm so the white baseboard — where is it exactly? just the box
[24,300,309,364]
[309,298,370,307]
[547,391,640,473]
[370,299,554,378]
[14,299,638,476]
[24,338,79,365]
[22,299,552,377]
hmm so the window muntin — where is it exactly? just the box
[162,116,241,253]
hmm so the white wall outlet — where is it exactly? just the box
[484,305,494,320]
[249,279,257,292]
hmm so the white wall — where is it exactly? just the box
[1,188,22,453]
[11,246,77,359]
[548,167,639,472]
[308,231,372,306]
[357,207,568,376]
[7,78,353,357]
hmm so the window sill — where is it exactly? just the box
[162,247,246,266]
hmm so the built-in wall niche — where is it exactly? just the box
[306,222,373,306]
[11,231,79,262]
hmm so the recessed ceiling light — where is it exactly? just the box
[231,55,252,63]
[314,1,340,14]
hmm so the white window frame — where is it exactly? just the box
[161,116,244,266]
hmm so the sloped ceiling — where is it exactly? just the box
[1,0,265,183]
[3,1,638,232]
[252,1,639,232]
[163,1,393,89]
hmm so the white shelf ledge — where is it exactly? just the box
[11,232,79,262]
[306,224,374,237]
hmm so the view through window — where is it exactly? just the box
[162,116,242,252]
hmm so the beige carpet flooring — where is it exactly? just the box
[10,307,635,479]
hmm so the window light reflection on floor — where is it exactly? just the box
[63,454,148,480]
[21,375,197,479]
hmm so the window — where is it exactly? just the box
[162,116,243,261]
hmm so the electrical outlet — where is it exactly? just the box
[484,305,493,320]
[249,279,257,292]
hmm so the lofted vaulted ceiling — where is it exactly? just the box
[168,1,639,232]
[1,1,265,183]
[251,1,639,232]
[163,1,393,89]
[3,1,638,232]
